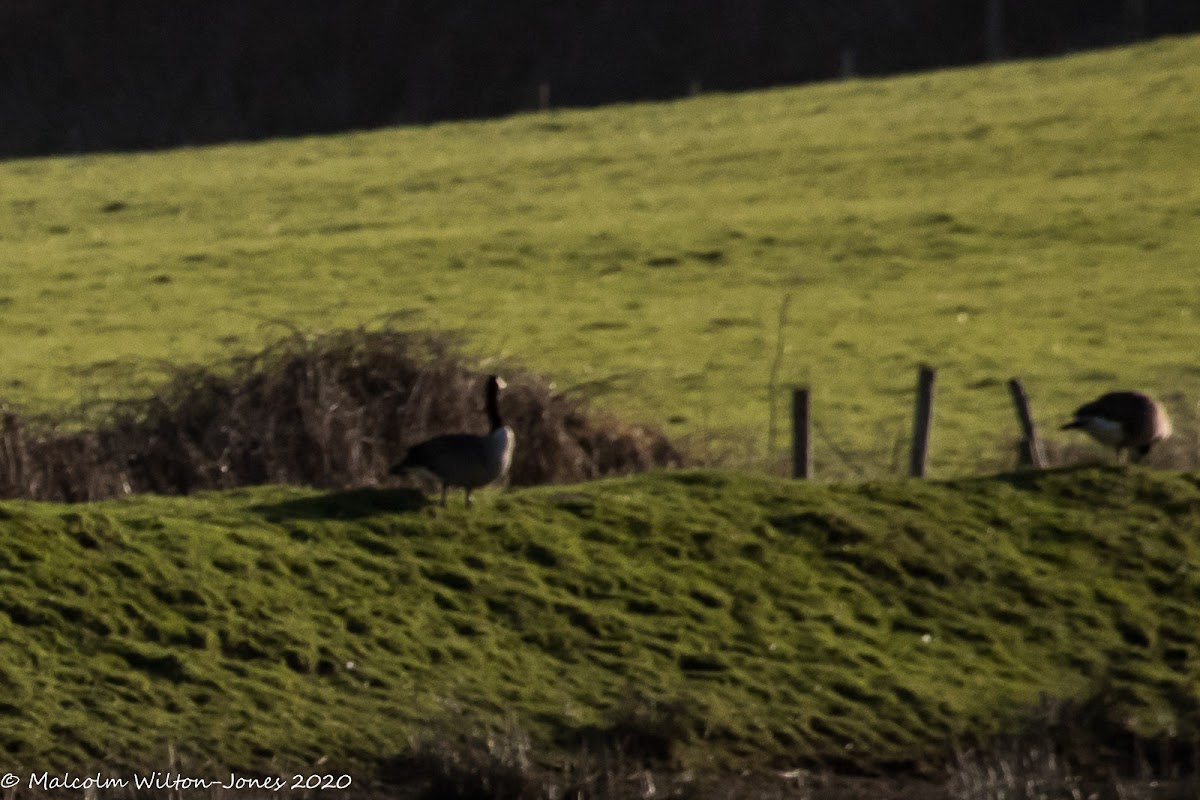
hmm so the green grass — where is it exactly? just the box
[2,467,1199,776]
[1,38,1198,477]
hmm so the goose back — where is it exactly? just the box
[391,375,516,501]
[1063,390,1172,462]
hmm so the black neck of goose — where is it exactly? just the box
[486,380,503,431]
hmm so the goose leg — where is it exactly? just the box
[440,485,448,507]
[465,489,473,508]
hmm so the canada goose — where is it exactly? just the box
[390,375,516,506]
[1061,390,1172,463]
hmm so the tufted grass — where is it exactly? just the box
[1,466,1198,781]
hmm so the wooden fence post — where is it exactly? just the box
[1007,377,1046,468]
[910,365,936,478]
[792,387,811,479]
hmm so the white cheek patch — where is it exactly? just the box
[1080,416,1125,447]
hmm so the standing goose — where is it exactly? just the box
[390,375,516,506]
[1061,390,1172,463]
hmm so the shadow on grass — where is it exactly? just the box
[251,487,430,521]
[984,463,1117,491]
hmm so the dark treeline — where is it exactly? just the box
[1,0,1198,157]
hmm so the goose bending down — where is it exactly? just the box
[1061,390,1171,463]
[390,375,516,506]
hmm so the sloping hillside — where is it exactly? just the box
[1,37,1198,477]
[1,467,1197,780]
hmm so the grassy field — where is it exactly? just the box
[1,37,1198,477]
[1,466,1198,783]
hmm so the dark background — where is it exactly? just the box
[2,0,1197,158]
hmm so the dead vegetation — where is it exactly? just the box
[947,689,1200,800]
[372,696,1200,800]
[0,328,685,502]
[0,325,1193,503]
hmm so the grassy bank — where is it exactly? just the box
[1,466,1197,781]
[1,37,1198,477]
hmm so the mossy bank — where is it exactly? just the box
[1,467,1198,779]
